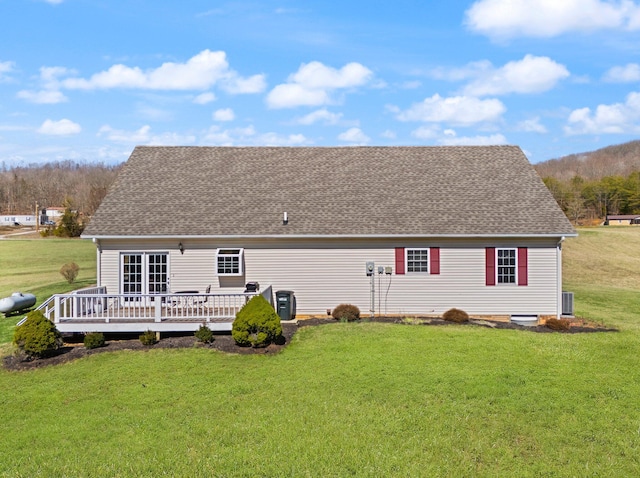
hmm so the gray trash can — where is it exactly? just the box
[275,290,296,321]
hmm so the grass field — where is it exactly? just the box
[0,237,95,343]
[0,230,639,476]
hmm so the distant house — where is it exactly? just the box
[38,146,576,333]
[606,215,640,225]
[45,207,65,222]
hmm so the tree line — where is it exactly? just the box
[0,161,121,218]
[542,172,640,224]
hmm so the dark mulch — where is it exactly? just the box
[2,317,615,371]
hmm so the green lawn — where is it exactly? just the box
[0,237,95,343]
[0,230,639,476]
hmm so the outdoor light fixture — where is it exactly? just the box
[178,242,184,254]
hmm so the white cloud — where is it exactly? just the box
[203,125,310,146]
[258,132,309,146]
[295,108,343,125]
[98,125,196,144]
[411,125,441,139]
[564,91,640,134]
[516,117,548,133]
[465,0,640,39]
[17,89,68,104]
[0,61,14,81]
[37,119,81,135]
[381,129,397,139]
[437,131,508,146]
[60,50,265,93]
[410,125,508,145]
[267,83,330,108]
[266,61,373,108]
[603,63,640,82]
[338,127,370,144]
[193,92,216,104]
[213,108,235,121]
[462,55,569,96]
[220,74,267,94]
[396,94,506,125]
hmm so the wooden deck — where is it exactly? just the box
[33,286,273,333]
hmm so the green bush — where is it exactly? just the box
[13,310,63,359]
[139,330,157,346]
[232,295,283,347]
[84,332,105,349]
[332,303,361,322]
[546,318,571,331]
[442,308,469,323]
[60,262,80,284]
[53,203,84,237]
[194,324,215,344]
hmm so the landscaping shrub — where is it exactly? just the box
[84,332,105,349]
[232,295,283,347]
[194,324,215,344]
[332,303,361,322]
[546,318,572,331]
[139,330,157,346]
[13,310,63,359]
[60,262,80,284]
[442,308,469,323]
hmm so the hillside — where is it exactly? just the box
[534,140,640,181]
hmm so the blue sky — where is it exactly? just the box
[2,0,640,165]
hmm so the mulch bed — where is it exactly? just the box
[2,317,615,371]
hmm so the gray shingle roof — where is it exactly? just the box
[82,146,575,237]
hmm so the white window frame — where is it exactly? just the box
[496,248,517,285]
[406,248,429,274]
[216,248,244,276]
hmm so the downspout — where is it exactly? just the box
[93,238,102,287]
[556,237,565,319]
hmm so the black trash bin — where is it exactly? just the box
[275,290,296,321]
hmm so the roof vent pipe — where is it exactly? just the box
[283,212,288,225]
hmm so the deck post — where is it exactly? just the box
[154,297,162,322]
[54,295,60,323]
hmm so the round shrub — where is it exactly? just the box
[13,310,63,359]
[442,308,469,323]
[139,330,157,346]
[232,295,283,347]
[84,332,105,349]
[332,303,360,322]
[194,324,215,344]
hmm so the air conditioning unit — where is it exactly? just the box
[562,291,574,316]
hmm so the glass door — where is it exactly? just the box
[122,253,143,301]
[121,253,169,302]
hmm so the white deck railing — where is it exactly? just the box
[27,285,273,332]
[49,291,260,324]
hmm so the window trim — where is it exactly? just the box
[405,248,430,274]
[216,248,244,276]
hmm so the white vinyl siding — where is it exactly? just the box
[96,238,560,317]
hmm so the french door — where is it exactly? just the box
[121,253,169,301]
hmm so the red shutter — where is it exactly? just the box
[430,247,440,275]
[395,247,405,275]
[518,247,528,286]
[485,247,496,286]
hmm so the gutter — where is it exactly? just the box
[82,232,578,240]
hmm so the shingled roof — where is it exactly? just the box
[82,146,575,238]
